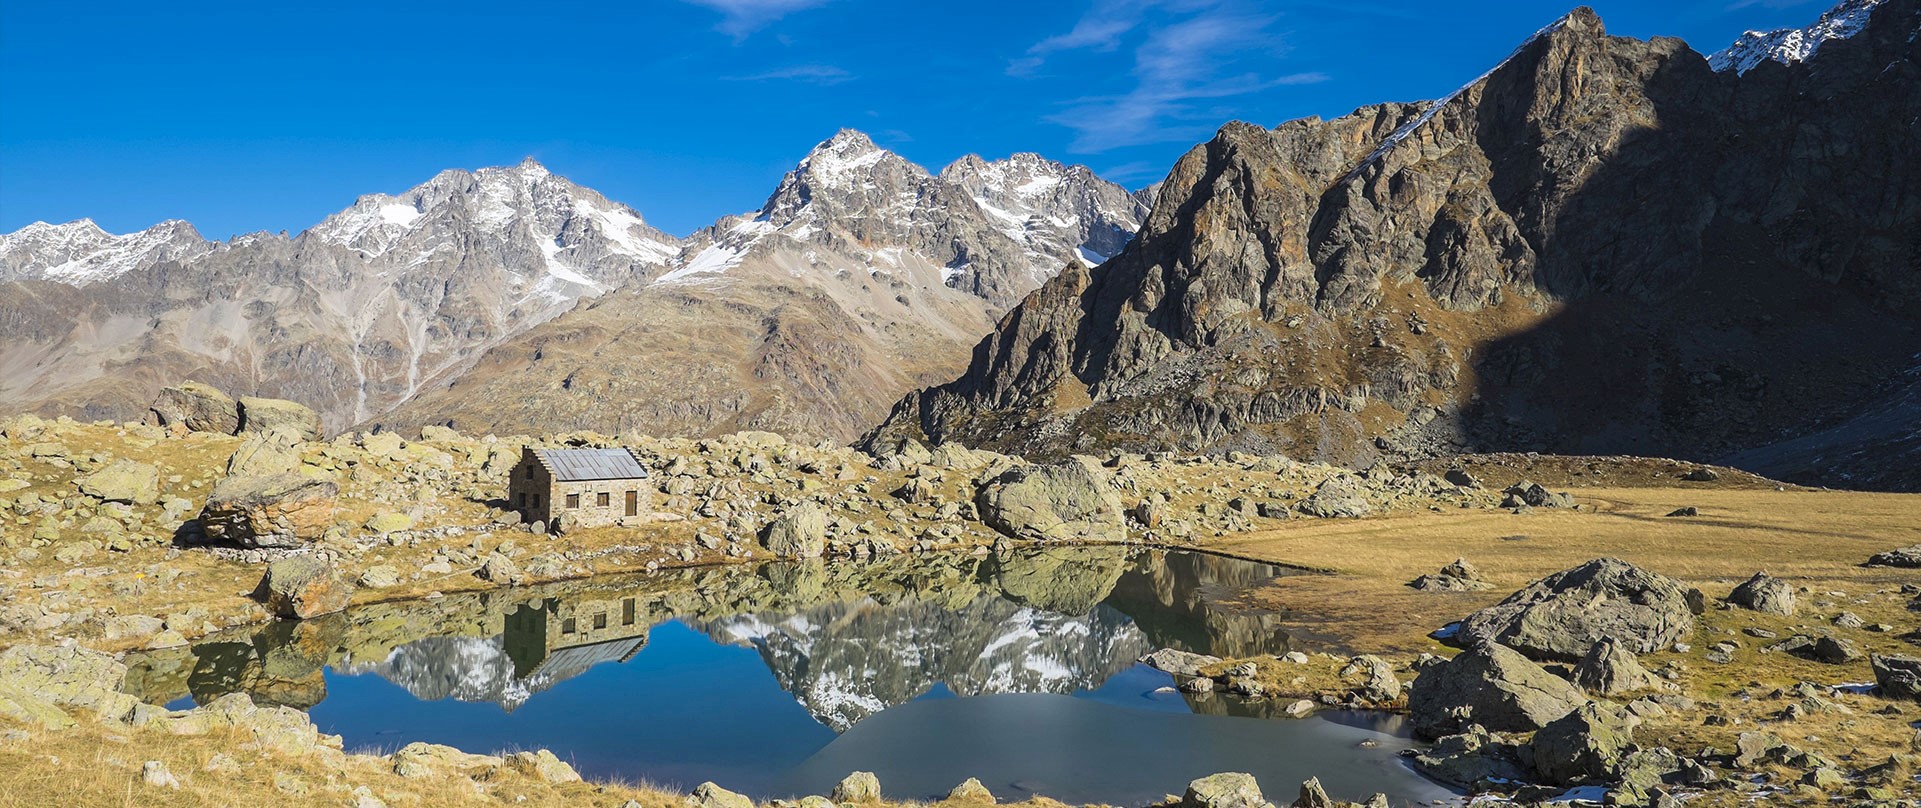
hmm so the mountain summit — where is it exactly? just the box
[866,0,1921,490]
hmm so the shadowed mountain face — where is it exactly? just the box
[865,1,1921,490]
[121,548,1296,731]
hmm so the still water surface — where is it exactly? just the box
[126,548,1457,804]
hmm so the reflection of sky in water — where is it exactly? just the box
[148,550,1461,804]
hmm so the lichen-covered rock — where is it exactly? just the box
[1728,572,1795,615]
[506,749,580,784]
[1458,558,1694,661]
[1181,772,1270,808]
[76,459,160,505]
[689,782,755,808]
[947,777,995,802]
[224,428,305,477]
[255,556,351,620]
[831,771,882,802]
[762,502,827,558]
[1412,725,1529,791]
[236,396,322,441]
[146,382,240,434]
[975,458,1125,542]
[1296,476,1373,518]
[200,473,337,548]
[1406,642,1588,739]
[1571,637,1662,695]
[0,644,138,723]
[1528,702,1639,785]
[1142,648,1222,678]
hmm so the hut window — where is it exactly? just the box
[593,612,607,630]
[562,618,576,634]
[524,465,534,479]
[533,494,542,509]
[517,493,526,508]
[597,492,610,508]
[622,598,636,625]
[566,493,580,509]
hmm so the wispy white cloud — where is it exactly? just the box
[1023,1,1325,152]
[681,0,829,40]
[724,64,853,84]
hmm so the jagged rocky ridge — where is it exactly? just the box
[368,132,1145,442]
[1,133,1145,443]
[866,1,1921,491]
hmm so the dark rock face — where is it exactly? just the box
[1527,702,1639,786]
[1872,654,1921,700]
[866,1,1921,491]
[1457,558,1695,661]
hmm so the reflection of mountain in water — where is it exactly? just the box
[126,547,1300,728]
[702,597,1151,731]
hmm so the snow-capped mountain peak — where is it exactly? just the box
[1709,0,1886,75]
[0,217,211,286]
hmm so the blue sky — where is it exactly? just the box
[0,0,1845,239]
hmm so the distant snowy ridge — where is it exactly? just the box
[1709,0,1886,75]
[0,218,213,286]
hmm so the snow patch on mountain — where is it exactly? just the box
[1709,0,1886,75]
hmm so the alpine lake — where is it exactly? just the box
[121,547,1460,805]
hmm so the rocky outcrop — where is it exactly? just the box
[145,381,239,434]
[255,556,351,620]
[866,1,1921,491]
[1527,702,1639,786]
[1457,559,1694,660]
[1181,773,1270,808]
[1728,572,1796,615]
[237,397,323,441]
[1867,546,1921,568]
[201,473,338,548]
[1570,638,1662,695]
[975,458,1125,542]
[0,645,139,725]
[1406,642,1588,739]
[761,502,828,558]
[75,459,160,505]
[1873,654,1921,701]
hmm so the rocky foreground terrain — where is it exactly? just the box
[0,379,1918,805]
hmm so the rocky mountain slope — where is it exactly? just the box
[0,160,679,433]
[1,133,1142,443]
[866,0,1921,490]
[367,132,1145,442]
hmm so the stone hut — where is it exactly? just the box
[508,447,652,531]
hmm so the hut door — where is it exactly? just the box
[625,490,638,517]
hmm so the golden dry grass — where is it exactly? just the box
[1198,486,1921,654]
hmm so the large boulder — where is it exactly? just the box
[1727,572,1795,616]
[1406,642,1588,739]
[76,459,160,505]
[761,502,827,558]
[690,782,755,808]
[1873,654,1921,701]
[0,644,139,723]
[146,381,240,434]
[200,473,337,548]
[1181,773,1271,808]
[1296,476,1373,519]
[1868,546,1921,568]
[1527,702,1639,786]
[1457,558,1694,661]
[975,458,1125,542]
[225,428,305,477]
[1571,637,1662,695]
[255,555,351,619]
[1142,648,1223,678]
[831,771,882,802]
[236,396,322,441]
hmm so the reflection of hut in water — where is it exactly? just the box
[503,592,652,681]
